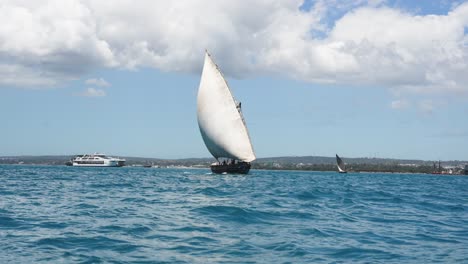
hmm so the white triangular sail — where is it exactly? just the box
[197,52,256,162]
[336,154,346,172]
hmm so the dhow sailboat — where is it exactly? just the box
[197,51,256,174]
[336,154,347,173]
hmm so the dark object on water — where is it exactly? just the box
[211,161,251,174]
[336,154,347,173]
[65,161,73,166]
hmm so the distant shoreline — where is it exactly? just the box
[1,155,466,175]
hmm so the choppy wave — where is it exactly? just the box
[0,165,467,263]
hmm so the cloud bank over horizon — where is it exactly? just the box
[1,0,467,98]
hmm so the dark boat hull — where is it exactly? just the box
[211,162,251,174]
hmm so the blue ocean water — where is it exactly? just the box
[0,165,467,263]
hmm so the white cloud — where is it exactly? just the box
[324,4,468,92]
[0,0,115,87]
[0,0,467,101]
[85,78,110,87]
[77,87,106,97]
[390,99,409,110]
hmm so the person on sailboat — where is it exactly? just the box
[236,102,241,111]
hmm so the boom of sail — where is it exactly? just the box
[197,52,256,162]
[336,154,346,173]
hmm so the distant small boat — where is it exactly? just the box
[197,51,256,174]
[70,153,125,167]
[143,162,156,168]
[336,154,347,173]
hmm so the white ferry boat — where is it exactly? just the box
[70,153,125,167]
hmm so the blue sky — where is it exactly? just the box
[1,0,467,160]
